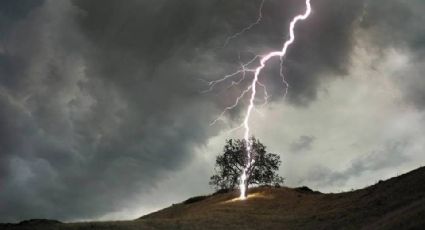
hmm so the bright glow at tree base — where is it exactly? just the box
[239,170,247,199]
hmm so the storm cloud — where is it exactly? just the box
[303,141,410,188]
[0,0,424,223]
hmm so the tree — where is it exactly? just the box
[209,137,284,197]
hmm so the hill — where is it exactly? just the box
[2,166,425,229]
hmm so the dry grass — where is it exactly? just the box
[2,167,425,230]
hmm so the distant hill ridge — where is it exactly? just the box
[2,166,425,229]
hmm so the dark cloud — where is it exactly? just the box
[359,0,425,109]
[0,0,423,223]
[361,0,425,51]
[304,142,410,187]
[0,0,225,222]
[396,62,425,110]
[289,135,315,153]
[0,0,44,35]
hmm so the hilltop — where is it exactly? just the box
[2,167,425,229]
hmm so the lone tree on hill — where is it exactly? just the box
[209,137,284,197]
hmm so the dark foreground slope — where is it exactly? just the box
[2,167,425,230]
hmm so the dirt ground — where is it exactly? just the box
[2,167,425,230]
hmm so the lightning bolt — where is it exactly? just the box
[204,0,312,199]
[223,0,266,48]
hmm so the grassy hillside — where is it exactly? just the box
[2,167,425,229]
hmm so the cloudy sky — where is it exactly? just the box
[1,0,425,223]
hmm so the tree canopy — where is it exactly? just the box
[209,137,284,195]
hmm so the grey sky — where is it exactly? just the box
[0,0,425,223]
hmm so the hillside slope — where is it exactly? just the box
[2,166,425,230]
